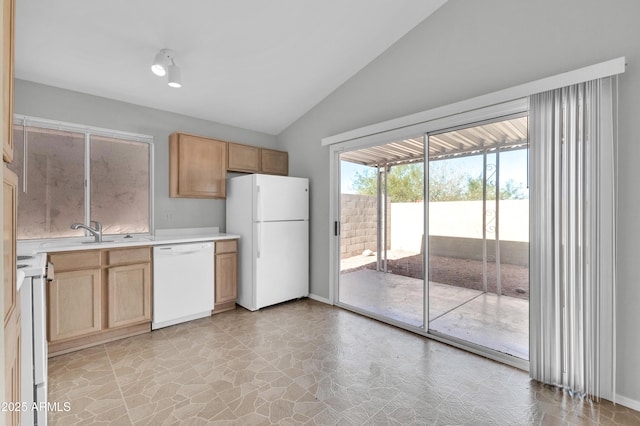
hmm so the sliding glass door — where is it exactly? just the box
[426,116,529,360]
[331,112,530,366]
[337,138,426,328]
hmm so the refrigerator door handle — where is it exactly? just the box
[257,222,262,258]
[256,185,262,222]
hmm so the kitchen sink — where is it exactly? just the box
[117,236,153,243]
[38,236,154,250]
[81,237,154,244]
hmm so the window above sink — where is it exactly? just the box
[9,115,154,240]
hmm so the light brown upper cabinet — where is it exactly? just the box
[170,132,227,198]
[2,0,14,163]
[261,148,288,175]
[227,143,288,176]
[228,142,260,173]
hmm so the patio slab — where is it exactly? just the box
[428,281,482,320]
[339,268,424,327]
[429,292,529,359]
[339,268,529,359]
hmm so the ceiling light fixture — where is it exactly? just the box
[167,63,182,88]
[151,48,182,88]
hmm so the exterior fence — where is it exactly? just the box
[340,194,390,259]
[341,196,529,266]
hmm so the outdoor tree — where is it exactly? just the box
[349,160,527,201]
[351,163,425,202]
[465,175,528,200]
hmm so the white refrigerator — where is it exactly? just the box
[226,174,309,311]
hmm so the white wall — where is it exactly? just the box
[392,200,529,252]
[277,0,640,406]
[13,79,277,232]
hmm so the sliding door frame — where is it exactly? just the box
[329,99,530,371]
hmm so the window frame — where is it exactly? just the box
[13,114,155,240]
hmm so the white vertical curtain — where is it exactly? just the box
[529,76,617,399]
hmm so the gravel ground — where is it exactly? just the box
[343,254,529,300]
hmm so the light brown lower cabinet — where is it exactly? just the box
[214,239,238,313]
[48,269,102,342]
[4,301,20,426]
[47,247,152,356]
[108,263,151,328]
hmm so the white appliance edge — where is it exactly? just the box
[227,174,309,311]
[16,252,48,426]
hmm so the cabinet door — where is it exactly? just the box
[3,165,16,325]
[170,133,227,198]
[228,142,260,173]
[4,306,19,426]
[48,269,102,342]
[215,252,237,304]
[260,148,288,176]
[2,0,15,162]
[107,263,151,328]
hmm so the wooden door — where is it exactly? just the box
[170,133,227,198]
[107,263,151,328]
[48,269,102,341]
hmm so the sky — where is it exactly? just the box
[340,149,529,195]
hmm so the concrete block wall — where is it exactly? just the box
[340,194,390,259]
[429,235,529,266]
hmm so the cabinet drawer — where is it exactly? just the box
[108,247,151,266]
[216,239,237,254]
[49,250,101,272]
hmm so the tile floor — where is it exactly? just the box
[49,299,640,425]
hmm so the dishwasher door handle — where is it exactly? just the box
[172,249,205,256]
[155,243,213,256]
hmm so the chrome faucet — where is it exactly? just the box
[71,220,103,242]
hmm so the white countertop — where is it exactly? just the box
[15,227,239,291]
[17,227,240,255]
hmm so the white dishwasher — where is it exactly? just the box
[152,242,215,330]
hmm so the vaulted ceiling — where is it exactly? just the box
[15,1,447,135]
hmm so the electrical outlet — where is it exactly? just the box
[164,211,175,221]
